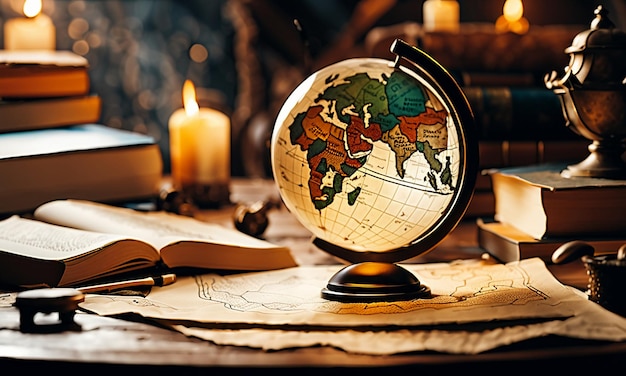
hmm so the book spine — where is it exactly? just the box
[418,25,579,74]
[465,190,495,218]
[463,87,580,141]
[476,221,520,263]
[478,139,590,169]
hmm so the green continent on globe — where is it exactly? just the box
[288,70,450,211]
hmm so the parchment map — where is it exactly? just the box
[191,259,546,318]
[79,258,625,330]
[4,258,626,355]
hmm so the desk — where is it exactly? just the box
[0,179,623,373]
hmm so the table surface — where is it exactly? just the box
[1,178,623,373]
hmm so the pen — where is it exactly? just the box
[76,273,177,294]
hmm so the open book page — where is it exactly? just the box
[34,199,289,252]
[0,215,137,260]
[0,215,160,287]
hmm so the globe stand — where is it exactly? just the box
[321,262,431,303]
[271,38,478,304]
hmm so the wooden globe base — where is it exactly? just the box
[321,262,431,302]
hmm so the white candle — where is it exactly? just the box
[423,0,460,32]
[4,0,56,50]
[168,80,230,191]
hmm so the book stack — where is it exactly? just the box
[0,50,163,215]
[364,23,592,218]
[478,163,626,263]
[428,25,591,218]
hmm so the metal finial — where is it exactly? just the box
[591,5,615,29]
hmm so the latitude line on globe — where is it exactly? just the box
[357,165,454,195]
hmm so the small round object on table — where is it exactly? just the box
[551,240,595,264]
[14,288,85,333]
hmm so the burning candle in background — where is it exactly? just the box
[495,0,529,34]
[3,0,56,50]
[422,0,460,32]
[168,80,231,208]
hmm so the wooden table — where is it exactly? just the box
[0,178,623,373]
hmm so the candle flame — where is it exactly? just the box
[503,0,523,22]
[495,0,529,34]
[182,80,199,117]
[23,0,42,18]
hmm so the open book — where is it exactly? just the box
[0,200,297,289]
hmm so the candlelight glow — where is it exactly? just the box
[182,80,199,117]
[169,79,231,200]
[23,0,42,18]
[4,0,55,50]
[495,0,529,34]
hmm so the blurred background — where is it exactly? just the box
[1,0,624,178]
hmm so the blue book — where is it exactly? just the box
[0,124,163,214]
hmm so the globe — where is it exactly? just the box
[270,39,477,302]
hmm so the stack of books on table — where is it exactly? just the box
[368,23,591,218]
[478,163,626,263]
[0,50,163,215]
[468,135,589,218]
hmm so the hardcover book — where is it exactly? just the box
[462,86,578,141]
[0,199,297,288]
[477,218,624,263]
[487,163,626,239]
[0,50,90,98]
[466,140,590,218]
[0,124,163,214]
[0,95,101,132]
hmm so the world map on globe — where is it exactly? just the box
[271,58,464,254]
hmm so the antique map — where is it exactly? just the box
[77,258,626,354]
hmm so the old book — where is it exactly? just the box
[464,190,495,218]
[417,24,580,74]
[0,95,101,132]
[477,218,623,263]
[0,200,296,288]
[0,50,90,98]
[462,87,579,141]
[478,139,590,169]
[365,22,580,81]
[487,163,626,239]
[467,140,590,218]
[0,124,163,214]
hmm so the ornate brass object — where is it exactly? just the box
[545,5,626,178]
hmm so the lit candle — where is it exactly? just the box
[423,0,460,32]
[168,80,231,207]
[495,0,529,34]
[4,0,56,50]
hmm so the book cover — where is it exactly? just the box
[0,124,163,214]
[0,50,90,98]
[0,95,102,132]
[487,163,626,239]
[478,139,590,169]
[477,218,623,264]
[464,190,495,218]
[365,23,580,79]
[462,87,579,141]
[468,140,590,218]
[417,24,579,74]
